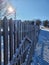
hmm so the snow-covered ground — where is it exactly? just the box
[40,26,49,31]
[32,26,49,65]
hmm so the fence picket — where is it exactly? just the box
[9,19,14,61]
[3,17,8,65]
[0,20,1,65]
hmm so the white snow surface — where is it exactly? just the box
[40,26,49,31]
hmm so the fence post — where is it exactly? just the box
[14,22,18,52]
[0,20,1,65]
[9,19,14,61]
[3,17,8,65]
[14,22,18,65]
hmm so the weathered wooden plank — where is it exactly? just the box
[14,22,18,52]
[3,17,8,65]
[14,22,18,65]
[0,20,1,65]
[9,19,14,61]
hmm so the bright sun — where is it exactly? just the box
[8,6,15,13]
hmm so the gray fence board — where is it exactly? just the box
[14,22,18,52]
[3,17,8,65]
[9,19,14,61]
[0,20,1,65]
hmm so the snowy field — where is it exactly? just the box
[40,26,49,31]
[32,27,49,65]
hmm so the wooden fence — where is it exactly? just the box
[0,17,40,65]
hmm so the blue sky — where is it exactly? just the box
[10,0,49,20]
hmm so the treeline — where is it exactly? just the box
[43,20,49,28]
[30,20,49,28]
[0,18,49,28]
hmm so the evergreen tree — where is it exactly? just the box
[36,20,41,26]
[43,20,49,27]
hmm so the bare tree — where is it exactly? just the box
[36,20,41,26]
[0,0,9,19]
